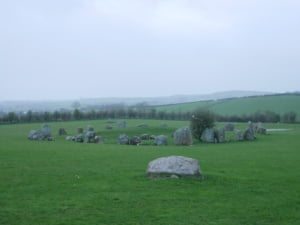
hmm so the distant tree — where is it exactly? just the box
[282,111,297,123]
[73,109,82,120]
[7,112,18,123]
[190,109,215,141]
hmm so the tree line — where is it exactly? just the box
[0,108,297,124]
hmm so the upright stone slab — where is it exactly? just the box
[147,156,202,178]
[173,127,193,145]
[201,128,215,143]
[215,128,225,143]
[118,134,129,145]
[117,121,127,128]
[154,135,168,146]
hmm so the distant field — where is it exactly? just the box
[1,119,300,225]
[155,94,300,121]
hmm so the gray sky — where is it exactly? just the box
[1,0,300,101]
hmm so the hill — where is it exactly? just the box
[154,94,300,121]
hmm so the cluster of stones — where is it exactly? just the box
[28,124,54,141]
[65,126,103,144]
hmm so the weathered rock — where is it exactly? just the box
[85,131,96,143]
[105,125,113,130]
[254,122,267,134]
[224,123,235,131]
[58,128,67,136]
[117,121,127,128]
[94,136,103,144]
[235,129,244,141]
[161,123,168,128]
[87,126,94,132]
[154,135,168,146]
[147,156,202,178]
[118,134,129,145]
[173,127,193,145]
[107,118,114,123]
[129,136,141,145]
[201,128,215,143]
[40,124,51,138]
[243,128,256,141]
[149,135,156,140]
[214,128,225,143]
[75,134,84,143]
[28,124,52,141]
[66,136,73,141]
[140,134,150,140]
[77,128,83,134]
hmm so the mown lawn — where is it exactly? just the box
[0,120,299,225]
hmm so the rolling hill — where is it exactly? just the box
[154,94,300,121]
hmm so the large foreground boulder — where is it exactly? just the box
[147,156,202,178]
[173,127,193,145]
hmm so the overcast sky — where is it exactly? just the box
[1,0,299,101]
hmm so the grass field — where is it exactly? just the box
[155,94,300,120]
[1,119,300,225]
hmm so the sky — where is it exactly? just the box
[1,0,300,101]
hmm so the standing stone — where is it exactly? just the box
[146,156,202,178]
[154,135,168,146]
[94,136,103,144]
[75,134,84,143]
[117,121,127,128]
[201,128,215,143]
[173,127,193,146]
[243,128,256,141]
[58,128,67,136]
[140,134,150,140]
[87,125,94,131]
[129,136,141,145]
[235,129,244,141]
[118,134,129,145]
[77,128,83,134]
[85,131,96,143]
[224,123,235,131]
[40,124,51,139]
[214,128,225,143]
[65,136,73,141]
[255,122,267,134]
[105,125,113,130]
[161,123,168,128]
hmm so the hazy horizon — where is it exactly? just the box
[1,0,300,101]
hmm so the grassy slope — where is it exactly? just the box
[155,94,300,120]
[0,120,300,225]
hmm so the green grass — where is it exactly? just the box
[155,94,300,120]
[0,119,300,225]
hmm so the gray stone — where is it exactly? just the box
[118,134,129,145]
[154,135,168,146]
[87,125,94,132]
[243,128,256,141]
[94,136,103,144]
[173,127,193,145]
[147,156,202,178]
[254,122,267,134]
[58,128,67,136]
[161,123,168,128]
[140,134,150,140]
[224,123,235,131]
[117,121,127,128]
[235,129,244,141]
[85,131,96,143]
[66,136,73,141]
[214,128,225,143]
[40,124,51,138]
[105,125,113,130]
[75,134,84,143]
[129,136,141,145]
[77,128,83,134]
[201,128,215,143]
[28,124,53,141]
